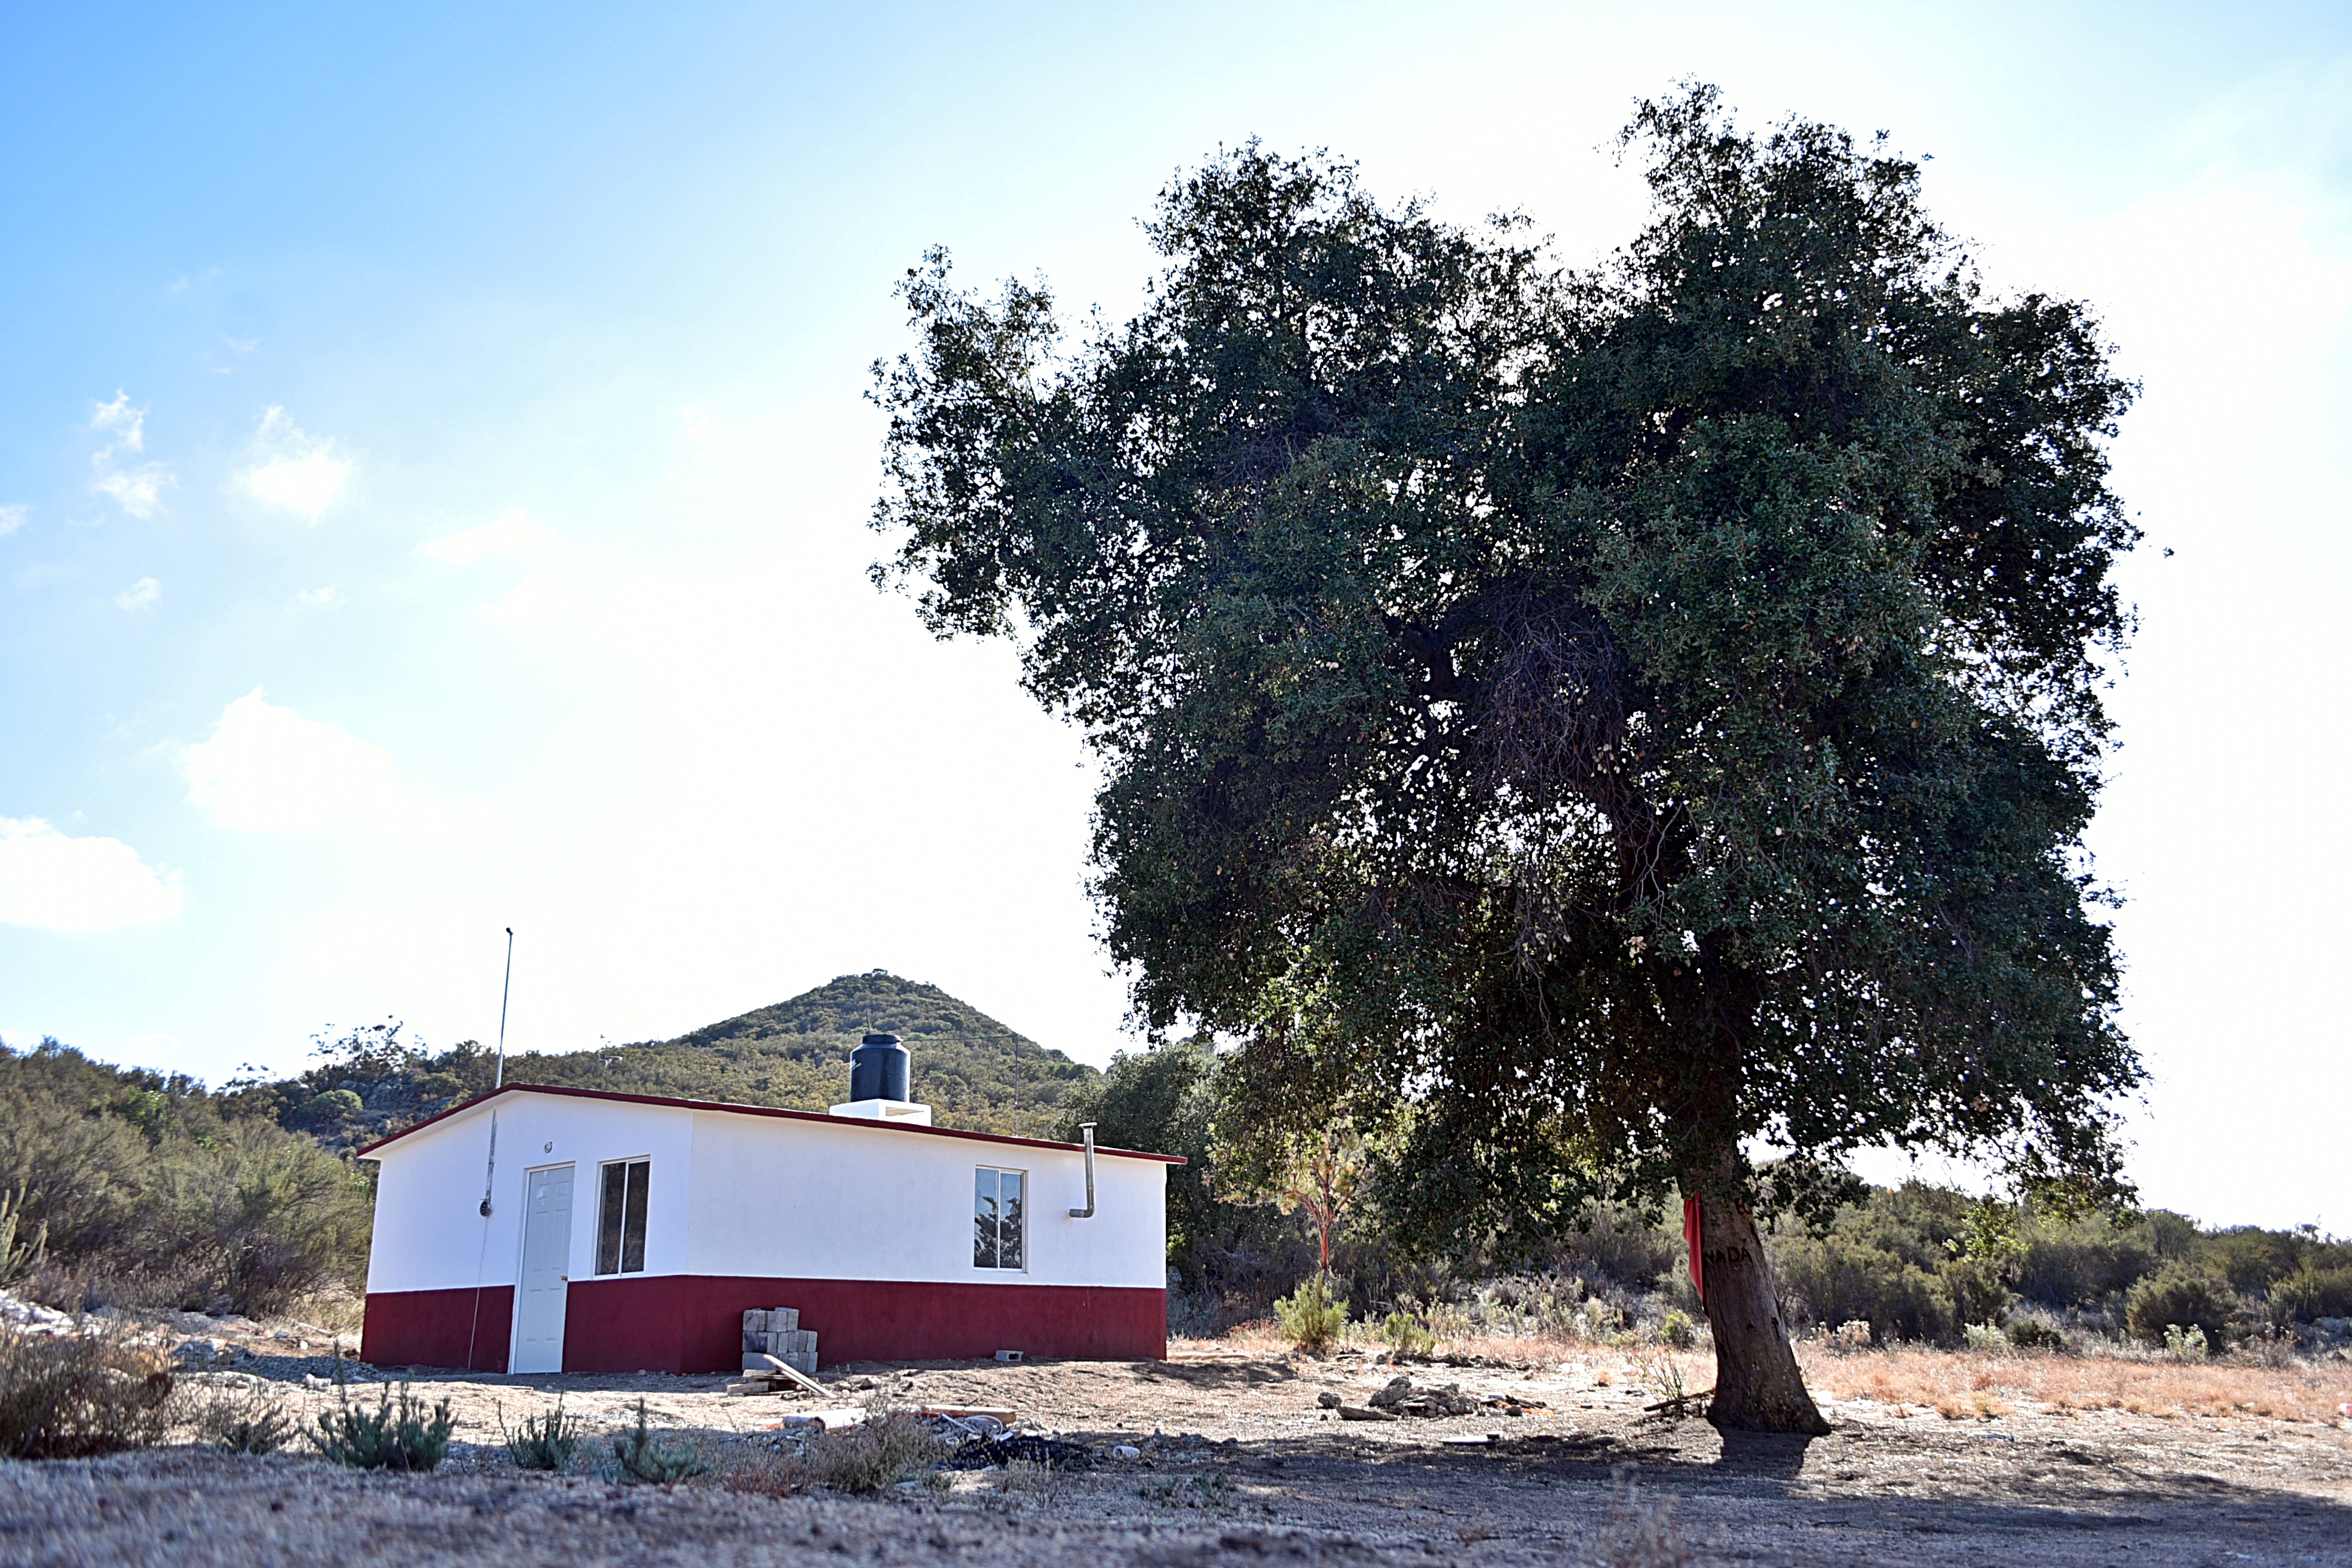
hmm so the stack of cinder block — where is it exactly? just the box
[742,1306,817,1377]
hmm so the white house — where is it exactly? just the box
[355,1070,1177,1375]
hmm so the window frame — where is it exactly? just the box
[972,1165,1027,1273]
[595,1156,651,1276]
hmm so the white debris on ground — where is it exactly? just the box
[0,1288,76,1337]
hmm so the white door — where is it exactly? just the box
[512,1164,574,1374]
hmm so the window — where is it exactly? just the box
[973,1166,1025,1270]
[596,1159,650,1275]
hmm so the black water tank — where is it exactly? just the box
[850,1032,910,1102]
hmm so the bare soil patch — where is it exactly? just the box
[6,1334,2350,1566]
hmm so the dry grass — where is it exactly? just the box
[1186,1320,2352,1428]
[802,1406,946,1494]
[0,1325,176,1459]
[1799,1343,2352,1424]
[716,1443,816,1498]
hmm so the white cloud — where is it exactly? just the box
[87,391,174,519]
[0,817,182,931]
[0,504,27,537]
[417,507,558,563]
[293,586,339,607]
[89,391,146,451]
[115,577,161,612]
[181,688,435,837]
[232,406,351,523]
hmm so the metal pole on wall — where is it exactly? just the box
[494,926,513,1089]
[466,927,514,1371]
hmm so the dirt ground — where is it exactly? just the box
[6,1332,2352,1567]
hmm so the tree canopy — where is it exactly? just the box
[873,87,2141,1426]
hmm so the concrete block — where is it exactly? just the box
[769,1307,800,1333]
[743,1352,787,1374]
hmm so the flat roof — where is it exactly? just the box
[354,1082,1186,1164]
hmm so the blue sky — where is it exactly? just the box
[2,2,2347,1229]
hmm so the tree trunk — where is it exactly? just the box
[1696,1163,1829,1435]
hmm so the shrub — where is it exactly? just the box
[2015,1225,2154,1309]
[1962,1322,2006,1352]
[2125,1269,2240,1348]
[500,1398,580,1471]
[0,1327,174,1459]
[1273,1272,1348,1355]
[2163,1323,2209,1363]
[0,1184,48,1286]
[805,1407,944,1494]
[192,1383,295,1453]
[1377,1310,1433,1359]
[1657,1309,1696,1349]
[610,1398,708,1483]
[2005,1317,2066,1352]
[721,1444,815,1498]
[1567,1204,1683,1290]
[2270,1267,2352,1325]
[1770,1234,1953,1343]
[296,1091,365,1126]
[312,1380,455,1471]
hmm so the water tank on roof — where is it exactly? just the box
[850,1032,911,1103]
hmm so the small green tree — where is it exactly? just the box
[1273,1128,1363,1278]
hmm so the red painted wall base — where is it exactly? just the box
[360,1284,512,1373]
[362,1276,1165,1373]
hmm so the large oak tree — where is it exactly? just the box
[872,88,2142,1432]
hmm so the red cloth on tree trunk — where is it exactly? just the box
[1683,1195,1704,1302]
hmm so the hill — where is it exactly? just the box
[259,970,1101,1151]
[494,970,1098,1138]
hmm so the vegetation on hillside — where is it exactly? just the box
[1073,1045,2352,1347]
[0,972,1098,1315]
[0,1039,372,1316]
[229,970,1101,1152]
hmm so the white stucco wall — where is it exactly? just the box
[685,1107,1166,1288]
[363,1095,696,1294]
[364,1092,1168,1294]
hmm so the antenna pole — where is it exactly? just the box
[494,927,513,1089]
[467,926,514,1371]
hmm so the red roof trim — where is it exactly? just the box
[354,1082,1187,1164]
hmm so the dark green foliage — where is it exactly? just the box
[2016,1211,2156,1307]
[0,1327,174,1459]
[871,87,2141,1304]
[2124,1269,2244,1347]
[194,1384,296,1453]
[0,1039,373,1314]
[295,1090,365,1127]
[2005,1318,2065,1351]
[1771,1230,1955,1345]
[268,973,1098,1145]
[1761,1186,2347,1344]
[2270,1267,2352,1324]
[610,1398,708,1483]
[1055,1043,1294,1291]
[501,1398,581,1470]
[311,1379,455,1471]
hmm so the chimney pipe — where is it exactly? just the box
[1068,1123,1097,1218]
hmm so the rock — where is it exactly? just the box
[1316,1391,1342,1408]
[1368,1376,1478,1418]
[1110,1444,1141,1460]
[1339,1405,1398,1422]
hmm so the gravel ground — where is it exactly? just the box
[6,1344,2350,1566]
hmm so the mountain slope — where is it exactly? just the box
[485,970,1097,1138]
